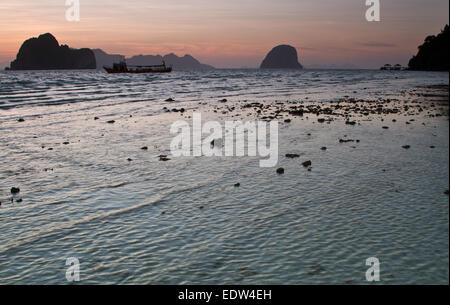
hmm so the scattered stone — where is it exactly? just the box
[199,206,204,210]
[430,146,435,149]
[276,168,285,174]
[62,141,70,145]
[402,145,411,149]
[302,160,312,167]
[127,158,133,162]
[211,139,223,148]
[11,187,20,194]
[286,154,300,159]
[339,139,355,143]
[107,120,115,124]
[16,198,23,203]
[165,98,175,102]
[290,110,304,116]
[321,147,327,151]
[141,146,148,150]
[444,190,449,195]
[159,155,171,161]
[94,117,99,120]
[345,120,356,126]
[234,183,240,187]
[284,119,291,123]
[382,126,389,129]
[17,118,25,122]
[317,118,326,123]
[219,98,228,103]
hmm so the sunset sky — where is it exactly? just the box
[0,0,448,68]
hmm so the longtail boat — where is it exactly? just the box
[104,61,172,74]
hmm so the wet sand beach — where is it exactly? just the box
[0,70,448,284]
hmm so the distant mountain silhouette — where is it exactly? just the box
[307,63,360,70]
[10,33,96,70]
[260,45,303,69]
[126,53,214,70]
[408,25,449,71]
[92,49,125,70]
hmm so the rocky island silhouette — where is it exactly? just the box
[8,33,215,71]
[10,33,96,70]
[260,45,303,69]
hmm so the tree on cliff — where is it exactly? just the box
[408,25,449,71]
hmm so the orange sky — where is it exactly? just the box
[0,0,448,68]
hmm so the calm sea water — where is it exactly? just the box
[0,69,448,284]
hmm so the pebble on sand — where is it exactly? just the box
[17,118,25,122]
[339,139,355,143]
[276,168,285,174]
[107,120,116,124]
[11,187,20,194]
[159,155,171,161]
[141,146,148,150]
[286,154,300,159]
[234,183,241,187]
[302,160,312,167]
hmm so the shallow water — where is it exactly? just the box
[0,69,448,284]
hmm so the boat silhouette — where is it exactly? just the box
[104,61,172,74]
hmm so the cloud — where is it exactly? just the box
[359,42,397,48]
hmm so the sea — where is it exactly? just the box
[0,69,448,284]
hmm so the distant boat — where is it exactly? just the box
[380,64,406,71]
[104,61,172,74]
